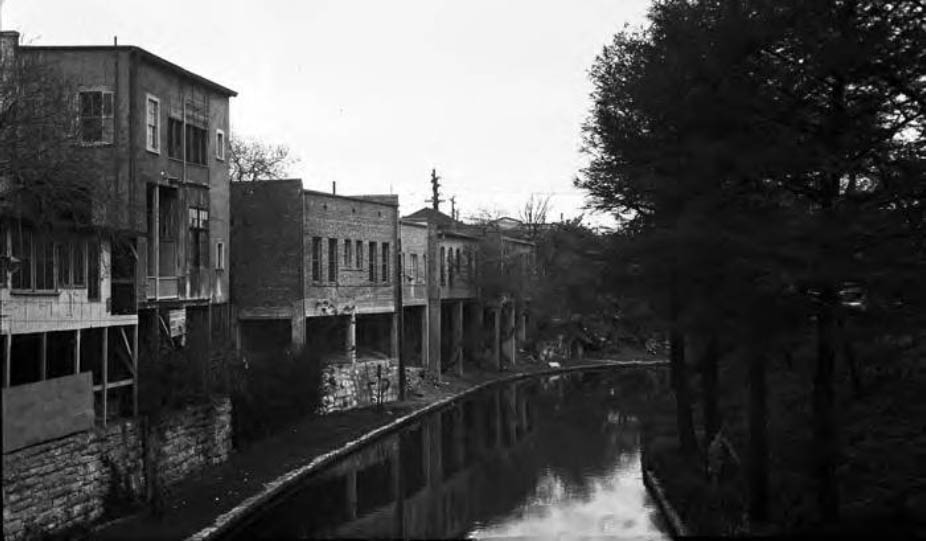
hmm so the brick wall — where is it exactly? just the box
[2,398,232,541]
[320,360,425,414]
[302,191,398,315]
[230,180,304,312]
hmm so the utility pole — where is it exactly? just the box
[426,168,445,211]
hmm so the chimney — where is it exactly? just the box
[331,181,336,195]
[0,30,20,64]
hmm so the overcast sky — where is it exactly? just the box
[3,0,650,225]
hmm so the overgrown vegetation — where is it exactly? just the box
[230,345,324,448]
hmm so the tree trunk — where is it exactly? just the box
[814,286,840,524]
[669,271,697,454]
[748,351,769,524]
[838,317,863,398]
[700,334,720,442]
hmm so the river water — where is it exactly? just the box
[224,368,669,540]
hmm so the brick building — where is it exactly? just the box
[231,180,401,359]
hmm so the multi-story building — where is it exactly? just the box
[231,180,400,363]
[402,207,482,376]
[0,31,236,450]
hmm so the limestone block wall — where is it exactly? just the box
[321,360,425,414]
[2,398,232,541]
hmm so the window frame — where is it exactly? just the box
[215,129,225,161]
[381,242,389,284]
[77,88,114,146]
[311,237,322,282]
[215,240,225,270]
[146,94,161,154]
[328,238,338,283]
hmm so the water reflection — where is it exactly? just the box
[225,370,669,540]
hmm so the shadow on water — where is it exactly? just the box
[223,369,670,540]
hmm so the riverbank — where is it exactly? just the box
[89,350,661,541]
[641,348,926,537]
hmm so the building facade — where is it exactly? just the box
[1,30,236,444]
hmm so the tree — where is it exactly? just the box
[580,0,926,528]
[518,193,551,241]
[1,40,107,229]
[228,135,298,182]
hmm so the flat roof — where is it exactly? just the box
[302,188,398,208]
[21,44,237,97]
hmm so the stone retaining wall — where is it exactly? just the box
[321,360,425,414]
[2,398,232,541]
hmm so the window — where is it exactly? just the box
[216,129,225,161]
[448,247,454,287]
[78,90,114,144]
[456,249,461,282]
[185,125,207,165]
[311,237,322,282]
[189,207,209,268]
[215,241,225,270]
[73,240,85,286]
[146,95,160,153]
[56,243,71,288]
[381,242,389,283]
[440,247,446,286]
[168,118,183,159]
[328,238,338,282]
[10,229,32,290]
[356,240,363,269]
[411,253,419,282]
[368,242,376,282]
[344,239,351,267]
[88,240,100,301]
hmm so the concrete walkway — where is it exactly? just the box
[90,353,664,541]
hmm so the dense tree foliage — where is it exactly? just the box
[579,0,925,530]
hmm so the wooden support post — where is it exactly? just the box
[347,312,357,365]
[508,302,517,366]
[102,326,109,427]
[454,301,464,376]
[420,305,429,369]
[74,329,81,374]
[291,300,305,350]
[132,324,139,416]
[493,307,501,371]
[39,332,47,381]
[3,331,11,388]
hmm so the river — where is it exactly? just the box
[223,368,669,540]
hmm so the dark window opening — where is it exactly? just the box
[311,237,322,282]
[440,247,446,286]
[88,240,100,301]
[381,242,389,283]
[368,242,376,282]
[328,238,338,282]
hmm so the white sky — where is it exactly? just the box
[3,0,651,226]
